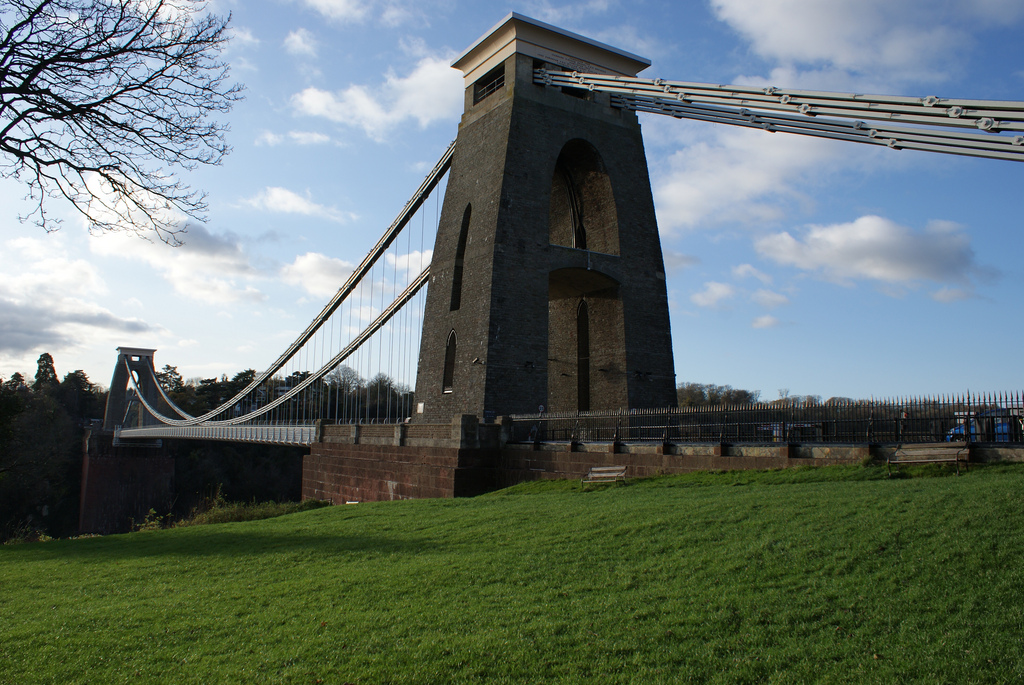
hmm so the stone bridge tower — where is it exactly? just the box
[103,347,161,431]
[414,13,676,422]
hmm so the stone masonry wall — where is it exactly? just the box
[413,50,676,423]
[497,443,869,486]
[302,426,875,503]
[303,443,498,503]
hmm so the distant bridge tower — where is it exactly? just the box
[414,13,677,422]
[102,347,161,431]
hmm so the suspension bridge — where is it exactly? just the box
[87,13,1024,518]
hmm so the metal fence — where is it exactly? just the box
[507,392,1024,445]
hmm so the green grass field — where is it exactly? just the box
[3,464,1024,684]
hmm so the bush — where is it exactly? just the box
[173,487,330,527]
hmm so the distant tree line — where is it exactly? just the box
[153,364,415,424]
[154,365,257,416]
[322,367,415,423]
[677,382,761,407]
[675,383,857,408]
[0,354,313,543]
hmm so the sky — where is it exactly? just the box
[1,0,1023,402]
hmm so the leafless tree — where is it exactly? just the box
[0,0,242,244]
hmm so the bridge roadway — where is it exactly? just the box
[116,424,318,446]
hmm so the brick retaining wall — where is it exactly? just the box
[497,442,869,485]
[79,431,174,534]
[302,430,875,502]
[303,442,499,503]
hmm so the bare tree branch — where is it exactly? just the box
[0,0,242,244]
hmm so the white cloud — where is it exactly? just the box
[0,237,152,360]
[523,0,612,25]
[299,0,369,23]
[294,0,438,26]
[255,130,332,146]
[691,281,735,308]
[653,125,854,233]
[752,315,780,328]
[505,4,658,59]
[89,225,269,305]
[752,289,789,308]
[230,56,258,73]
[3,254,105,302]
[6,236,54,262]
[288,131,331,145]
[2,238,107,303]
[709,0,976,84]
[380,4,424,27]
[0,297,152,360]
[385,249,432,276]
[755,215,988,289]
[255,130,284,146]
[968,0,1024,23]
[228,26,260,48]
[81,171,189,242]
[284,28,318,57]
[291,54,463,141]
[589,25,661,61]
[242,187,356,223]
[731,65,893,99]
[663,250,699,271]
[932,287,974,303]
[281,252,355,297]
[733,263,771,284]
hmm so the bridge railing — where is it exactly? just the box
[318,418,492,448]
[116,423,318,446]
[507,392,1024,445]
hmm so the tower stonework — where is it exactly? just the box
[413,14,676,423]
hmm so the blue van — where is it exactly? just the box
[946,409,1023,442]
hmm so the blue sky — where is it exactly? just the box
[1,0,1023,402]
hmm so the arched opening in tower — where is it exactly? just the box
[546,139,626,413]
[548,139,619,255]
[547,269,626,413]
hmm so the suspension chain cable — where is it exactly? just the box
[139,141,454,426]
[127,269,431,428]
[536,69,1024,162]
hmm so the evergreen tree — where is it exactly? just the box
[31,353,59,394]
[59,370,102,420]
[155,365,185,393]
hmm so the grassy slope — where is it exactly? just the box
[2,464,1023,684]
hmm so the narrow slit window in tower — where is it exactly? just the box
[442,330,457,393]
[577,300,590,412]
[450,204,471,311]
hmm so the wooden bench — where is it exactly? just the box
[888,442,970,476]
[582,465,627,485]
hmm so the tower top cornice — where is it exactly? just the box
[451,13,650,88]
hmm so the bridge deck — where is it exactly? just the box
[117,424,317,446]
